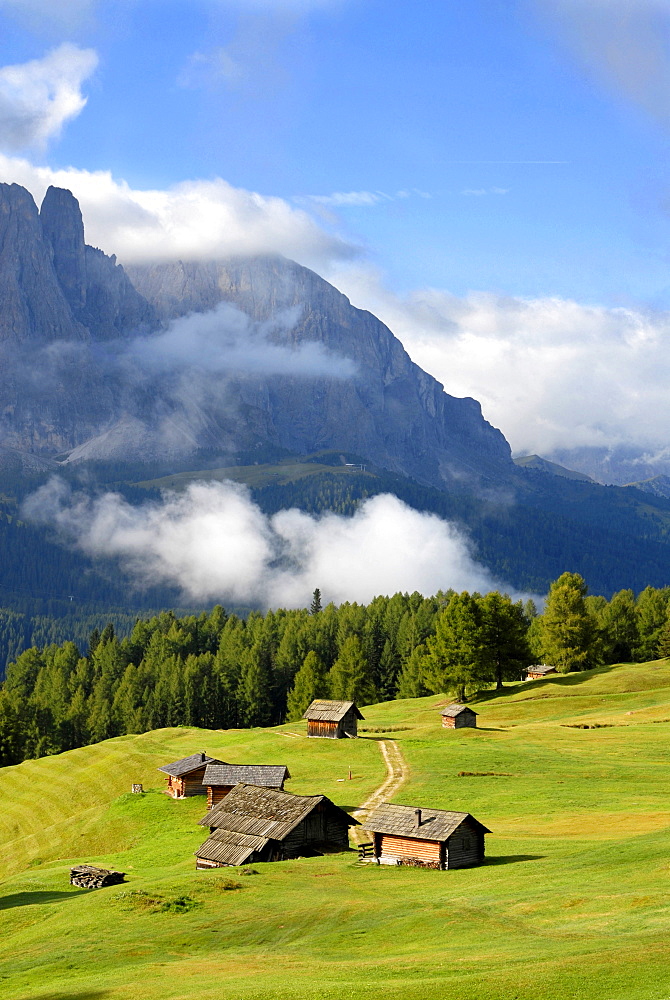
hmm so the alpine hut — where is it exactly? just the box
[195,783,359,868]
[158,752,223,798]
[202,762,291,809]
[303,699,364,738]
[441,704,478,729]
[526,664,557,680]
[364,802,490,869]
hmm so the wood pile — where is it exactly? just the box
[70,865,126,888]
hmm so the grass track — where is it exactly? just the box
[4,661,670,998]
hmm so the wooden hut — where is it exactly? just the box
[195,783,359,868]
[303,699,364,738]
[158,752,223,798]
[441,704,478,729]
[202,762,291,809]
[364,802,489,869]
[526,664,557,680]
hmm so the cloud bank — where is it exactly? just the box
[0,44,97,152]
[332,264,670,458]
[24,479,502,607]
[0,154,355,271]
[132,301,356,379]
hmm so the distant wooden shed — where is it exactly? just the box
[195,783,359,868]
[526,664,557,680]
[202,762,291,809]
[364,802,490,869]
[441,704,477,729]
[303,699,364,738]
[157,752,223,798]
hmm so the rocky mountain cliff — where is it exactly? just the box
[0,183,515,492]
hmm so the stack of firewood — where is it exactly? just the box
[70,865,126,888]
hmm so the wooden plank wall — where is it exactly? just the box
[380,834,441,863]
[307,720,340,738]
[207,785,233,809]
[446,819,485,868]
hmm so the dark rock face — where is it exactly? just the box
[40,185,156,340]
[127,257,514,490]
[0,182,514,492]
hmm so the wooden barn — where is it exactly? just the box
[158,752,223,798]
[364,802,490,869]
[526,664,557,680]
[303,699,364,738]
[195,783,359,868]
[441,704,478,729]
[202,762,291,809]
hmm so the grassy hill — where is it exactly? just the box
[4,662,670,999]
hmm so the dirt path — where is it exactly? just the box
[351,739,407,842]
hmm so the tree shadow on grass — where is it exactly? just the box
[484,854,545,866]
[17,993,110,1000]
[0,889,91,910]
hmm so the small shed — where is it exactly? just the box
[195,782,359,868]
[441,704,478,729]
[202,762,291,809]
[303,699,364,738]
[364,802,490,870]
[526,664,557,680]
[158,752,223,798]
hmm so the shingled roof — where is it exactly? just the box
[528,664,556,675]
[157,753,222,777]
[303,699,364,722]
[202,763,290,788]
[199,783,359,837]
[365,802,490,842]
[195,828,270,867]
[441,703,478,718]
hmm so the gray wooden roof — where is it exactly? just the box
[441,703,478,717]
[198,782,359,838]
[527,664,556,675]
[157,753,223,777]
[303,699,364,722]
[202,763,290,788]
[365,802,490,842]
[195,828,269,867]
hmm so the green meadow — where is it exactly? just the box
[3,661,670,1000]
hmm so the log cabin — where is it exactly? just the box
[526,664,557,680]
[364,802,490,869]
[194,782,359,868]
[202,762,291,809]
[303,699,364,738]
[158,752,223,798]
[441,704,478,729]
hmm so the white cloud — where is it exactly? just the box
[132,300,357,378]
[0,154,356,270]
[0,44,98,152]
[533,0,670,127]
[328,263,670,458]
[23,479,503,607]
[461,188,509,196]
[302,190,391,207]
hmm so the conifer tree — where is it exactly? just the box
[310,588,323,615]
[286,650,328,720]
[479,592,531,689]
[327,635,376,705]
[536,572,600,673]
[424,592,485,701]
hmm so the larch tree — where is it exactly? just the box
[536,572,600,673]
[286,650,328,721]
[479,592,532,689]
[424,592,485,701]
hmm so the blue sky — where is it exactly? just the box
[2,0,670,460]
